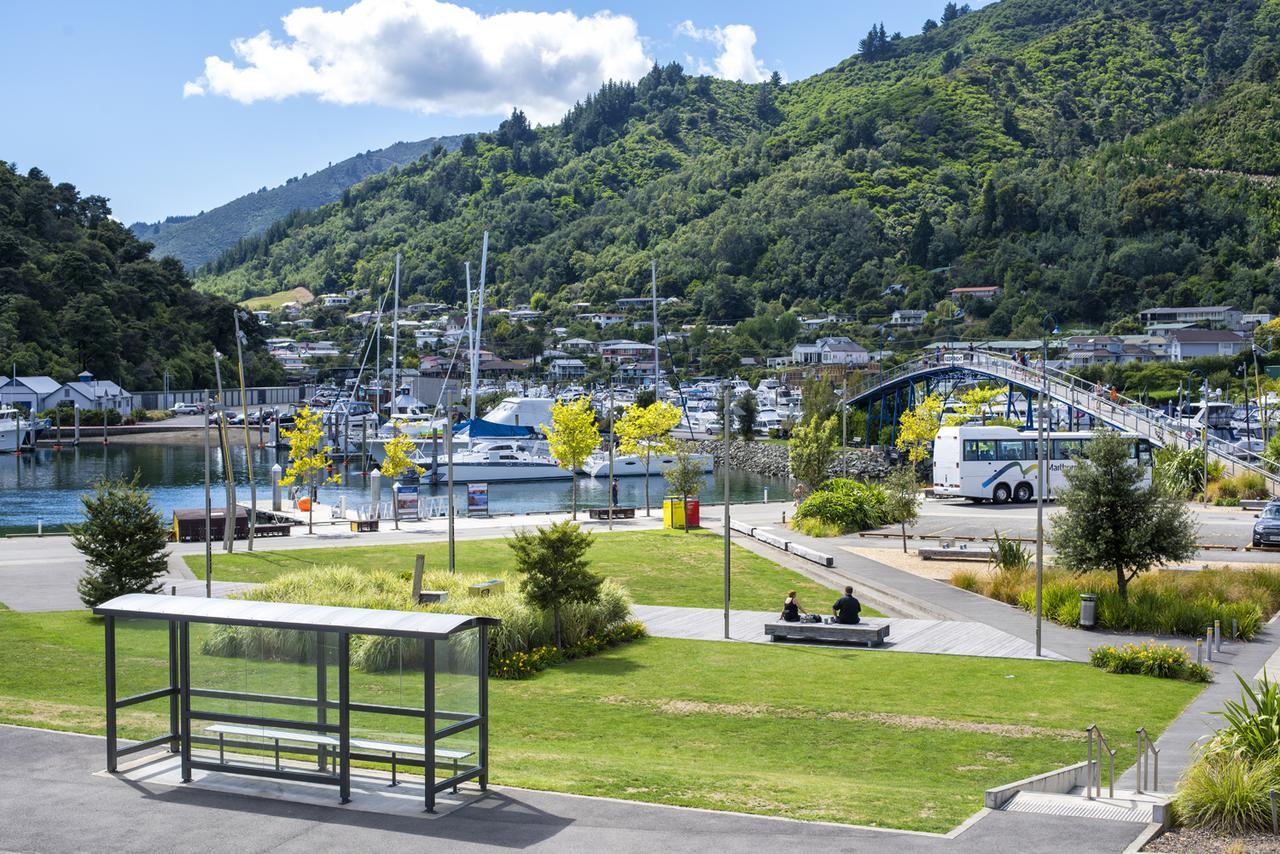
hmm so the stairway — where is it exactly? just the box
[1000,787,1169,824]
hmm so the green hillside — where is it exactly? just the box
[194,0,1280,343]
[0,163,282,389]
[130,135,464,269]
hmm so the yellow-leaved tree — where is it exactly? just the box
[379,432,426,530]
[279,406,340,534]
[895,394,943,464]
[616,400,682,516]
[944,385,1019,426]
[542,397,601,520]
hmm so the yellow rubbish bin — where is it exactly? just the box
[662,497,685,529]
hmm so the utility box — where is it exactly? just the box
[468,579,505,597]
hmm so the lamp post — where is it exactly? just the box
[1188,368,1207,505]
[722,380,732,640]
[1035,313,1058,658]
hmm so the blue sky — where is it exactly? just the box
[1,0,993,224]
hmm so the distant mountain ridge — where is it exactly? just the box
[129,135,465,269]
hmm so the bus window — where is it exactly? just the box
[1025,439,1040,460]
[964,440,997,461]
[1136,440,1152,464]
[997,440,1027,461]
[1053,439,1085,460]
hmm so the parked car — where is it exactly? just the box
[171,402,202,415]
[208,411,244,425]
[1252,501,1280,547]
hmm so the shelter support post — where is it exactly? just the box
[105,616,117,772]
[179,621,192,782]
[424,637,437,812]
[338,632,350,804]
[316,632,328,772]
[168,620,180,753]
[479,625,489,791]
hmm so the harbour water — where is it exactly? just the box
[0,440,792,534]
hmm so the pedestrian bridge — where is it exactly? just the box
[850,350,1280,494]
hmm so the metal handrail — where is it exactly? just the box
[853,349,1280,491]
[1086,724,1115,799]
[1135,727,1160,794]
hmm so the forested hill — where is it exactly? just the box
[196,0,1280,340]
[0,162,282,390]
[130,135,464,269]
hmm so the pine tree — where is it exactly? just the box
[909,208,934,266]
[509,522,601,648]
[73,476,171,607]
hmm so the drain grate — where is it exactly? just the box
[1001,791,1155,823]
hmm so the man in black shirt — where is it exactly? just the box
[832,586,861,625]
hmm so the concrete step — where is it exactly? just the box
[1000,788,1169,824]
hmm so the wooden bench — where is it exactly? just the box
[204,724,474,788]
[764,621,891,647]
[919,546,989,562]
[589,507,636,520]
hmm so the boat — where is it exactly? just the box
[0,407,34,452]
[416,441,571,483]
[583,449,714,478]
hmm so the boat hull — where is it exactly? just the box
[585,452,714,478]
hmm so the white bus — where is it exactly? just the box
[932,425,1153,504]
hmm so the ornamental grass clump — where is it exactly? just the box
[1175,675,1280,833]
[792,477,915,536]
[200,564,637,676]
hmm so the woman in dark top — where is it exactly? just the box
[781,590,802,622]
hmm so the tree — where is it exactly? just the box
[73,475,170,607]
[378,432,425,530]
[883,467,922,553]
[945,385,1013,426]
[895,394,943,463]
[801,377,838,424]
[509,521,601,648]
[279,405,340,533]
[616,401,682,516]
[1050,432,1197,600]
[859,22,889,61]
[665,447,705,532]
[908,208,934,266]
[922,18,938,33]
[543,397,602,520]
[941,1,960,23]
[789,415,838,495]
[737,390,758,440]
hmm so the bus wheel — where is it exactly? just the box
[1014,482,1033,503]
[992,483,1012,504]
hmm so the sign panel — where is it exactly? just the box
[467,482,489,516]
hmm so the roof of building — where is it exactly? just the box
[1167,329,1248,343]
[1141,305,1237,315]
[93,593,497,638]
[816,336,867,352]
[0,376,62,395]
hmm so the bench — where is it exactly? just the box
[204,724,474,788]
[921,547,988,560]
[255,523,291,538]
[764,621,891,647]
[351,519,380,533]
[589,507,635,520]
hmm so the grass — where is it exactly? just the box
[238,286,314,310]
[0,607,1201,832]
[183,529,880,615]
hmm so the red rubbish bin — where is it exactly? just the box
[685,499,700,528]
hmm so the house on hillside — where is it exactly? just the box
[1065,335,1161,367]
[791,337,869,366]
[889,309,927,327]
[1166,329,1250,361]
[560,337,596,353]
[1139,305,1242,331]
[600,340,656,363]
[576,312,626,328]
[549,358,587,381]
[949,286,1002,301]
[321,294,350,308]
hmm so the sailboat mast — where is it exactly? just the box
[465,261,474,420]
[651,259,659,395]
[472,231,489,420]
[391,253,400,407]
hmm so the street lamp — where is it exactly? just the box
[722,380,732,640]
[1035,312,1058,658]
[1188,367,1208,505]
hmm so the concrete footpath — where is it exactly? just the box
[0,726,1152,854]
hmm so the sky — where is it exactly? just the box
[1,0,994,225]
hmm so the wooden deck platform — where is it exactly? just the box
[632,605,1067,661]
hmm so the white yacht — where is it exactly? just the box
[414,441,571,483]
[583,448,714,478]
[0,407,33,452]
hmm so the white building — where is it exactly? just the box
[791,336,869,366]
[889,309,927,327]
[321,294,351,308]
[57,372,136,416]
[1139,305,1242,331]
[549,358,587,381]
[1165,329,1249,361]
[0,376,64,413]
[600,340,656,363]
[576,312,626,328]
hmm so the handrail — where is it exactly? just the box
[1135,727,1160,793]
[854,349,1280,491]
[1085,724,1115,799]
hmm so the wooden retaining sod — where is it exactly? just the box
[858,530,1245,552]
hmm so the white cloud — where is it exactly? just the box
[675,19,770,83]
[183,0,655,123]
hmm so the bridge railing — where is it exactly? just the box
[855,349,1280,490]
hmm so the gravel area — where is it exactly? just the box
[1146,827,1280,852]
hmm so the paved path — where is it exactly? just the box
[0,726,1152,854]
[634,605,1068,661]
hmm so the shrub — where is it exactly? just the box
[1209,674,1280,761]
[1175,752,1280,833]
[989,531,1030,573]
[793,478,893,535]
[950,569,980,592]
[202,565,637,676]
[1088,641,1212,682]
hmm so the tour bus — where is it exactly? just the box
[932,425,1153,504]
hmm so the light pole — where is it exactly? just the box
[233,311,257,551]
[1189,368,1208,504]
[722,381,732,640]
[1035,313,1058,658]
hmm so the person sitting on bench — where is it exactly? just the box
[831,586,861,625]
[780,590,804,622]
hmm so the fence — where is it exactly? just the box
[136,386,306,410]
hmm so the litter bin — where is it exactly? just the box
[1079,593,1097,629]
[662,497,685,529]
[685,499,700,528]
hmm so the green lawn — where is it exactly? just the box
[183,529,876,615]
[0,607,1200,832]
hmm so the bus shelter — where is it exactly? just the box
[95,593,497,812]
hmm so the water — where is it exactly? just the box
[0,440,792,534]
